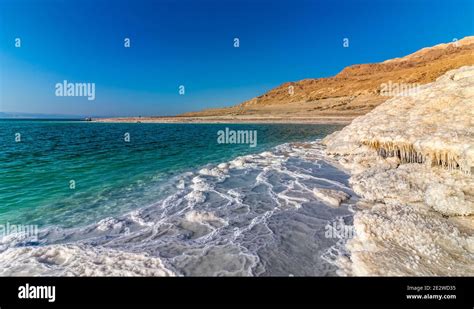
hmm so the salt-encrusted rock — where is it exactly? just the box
[425,183,473,216]
[326,66,474,215]
[313,188,350,207]
[324,66,474,276]
[345,203,474,276]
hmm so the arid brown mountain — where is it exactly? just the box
[180,37,474,121]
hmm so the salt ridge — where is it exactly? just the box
[323,66,474,276]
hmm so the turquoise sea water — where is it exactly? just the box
[0,120,342,228]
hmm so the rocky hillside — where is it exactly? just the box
[182,37,474,119]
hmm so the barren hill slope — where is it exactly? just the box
[182,37,474,120]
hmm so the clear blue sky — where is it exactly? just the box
[1,0,473,117]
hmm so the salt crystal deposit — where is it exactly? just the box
[323,66,474,276]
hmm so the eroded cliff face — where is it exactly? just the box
[323,66,474,276]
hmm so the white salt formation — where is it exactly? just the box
[0,245,175,276]
[313,188,350,208]
[323,66,474,276]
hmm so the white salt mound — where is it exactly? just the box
[0,245,175,276]
[184,210,226,226]
[323,66,474,276]
[313,188,350,208]
[325,66,474,175]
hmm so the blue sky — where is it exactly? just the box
[0,0,473,117]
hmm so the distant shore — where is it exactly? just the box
[92,115,357,125]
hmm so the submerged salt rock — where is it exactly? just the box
[313,188,350,207]
[217,163,229,170]
[230,157,247,167]
[198,166,229,179]
[184,210,226,226]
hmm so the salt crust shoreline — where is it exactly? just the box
[323,66,474,276]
